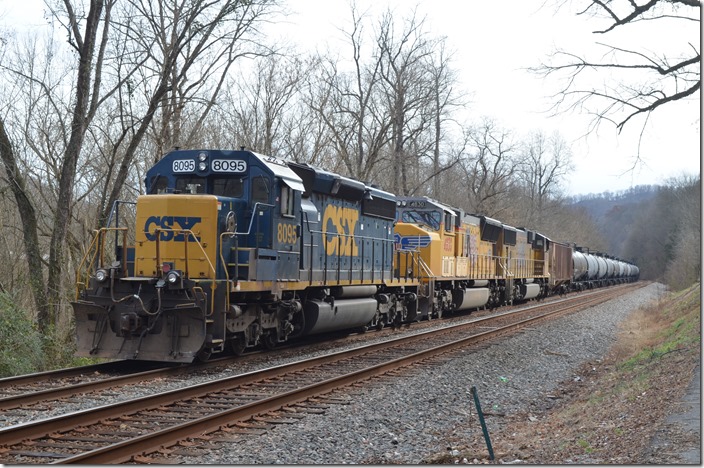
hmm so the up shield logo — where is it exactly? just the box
[144,216,202,242]
[394,233,432,251]
[323,205,359,256]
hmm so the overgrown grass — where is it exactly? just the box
[615,283,701,372]
[0,291,44,377]
[0,292,106,377]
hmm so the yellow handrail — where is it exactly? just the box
[152,228,218,317]
[74,227,129,300]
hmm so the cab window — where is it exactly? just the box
[281,184,295,217]
[400,210,441,230]
[148,176,169,194]
[212,177,244,197]
[251,175,270,203]
[175,177,206,194]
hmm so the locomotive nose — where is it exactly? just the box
[120,312,142,333]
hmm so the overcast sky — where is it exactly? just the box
[1,0,700,197]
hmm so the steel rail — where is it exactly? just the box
[0,361,132,390]
[56,285,633,464]
[0,283,640,464]
[0,357,235,410]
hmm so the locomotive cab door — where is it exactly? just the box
[274,181,301,281]
[247,168,276,280]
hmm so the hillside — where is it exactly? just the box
[568,185,659,258]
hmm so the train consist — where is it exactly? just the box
[72,149,639,362]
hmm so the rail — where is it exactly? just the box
[0,283,641,464]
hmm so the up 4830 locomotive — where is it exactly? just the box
[72,149,639,362]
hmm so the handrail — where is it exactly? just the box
[219,231,234,312]
[152,228,218,317]
[74,227,129,300]
[234,202,275,236]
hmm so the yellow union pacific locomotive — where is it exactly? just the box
[72,149,639,363]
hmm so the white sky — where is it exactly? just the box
[1,0,700,196]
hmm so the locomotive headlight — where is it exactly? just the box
[95,268,108,283]
[197,152,208,171]
[166,270,181,284]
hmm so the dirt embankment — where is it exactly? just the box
[456,283,701,464]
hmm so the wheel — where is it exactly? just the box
[196,347,212,362]
[229,337,246,356]
[262,332,277,350]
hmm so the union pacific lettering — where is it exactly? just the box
[144,216,202,242]
[323,205,359,256]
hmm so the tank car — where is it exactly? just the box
[72,149,418,362]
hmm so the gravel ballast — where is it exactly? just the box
[172,282,666,464]
[0,283,665,463]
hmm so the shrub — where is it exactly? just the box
[0,291,44,377]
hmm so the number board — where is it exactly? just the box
[212,160,247,173]
[173,159,195,173]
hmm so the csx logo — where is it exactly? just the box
[144,216,201,241]
[323,205,359,256]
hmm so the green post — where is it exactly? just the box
[470,385,495,460]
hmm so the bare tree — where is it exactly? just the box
[307,3,391,183]
[0,0,278,339]
[0,118,46,322]
[225,54,309,156]
[535,0,700,135]
[517,130,574,227]
[376,7,436,195]
[98,0,277,226]
[425,41,467,199]
[460,119,519,218]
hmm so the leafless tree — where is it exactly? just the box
[0,0,278,338]
[516,130,574,227]
[460,119,520,218]
[376,7,437,195]
[535,0,700,136]
[307,3,391,183]
[98,0,278,226]
[425,41,467,199]
[224,53,310,156]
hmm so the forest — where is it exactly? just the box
[0,0,699,374]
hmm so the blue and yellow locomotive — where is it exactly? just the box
[72,149,418,362]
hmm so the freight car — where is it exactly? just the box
[72,148,639,363]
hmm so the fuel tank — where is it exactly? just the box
[452,287,490,311]
[519,283,541,300]
[302,298,378,335]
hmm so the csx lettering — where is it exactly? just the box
[144,216,202,242]
[323,205,359,256]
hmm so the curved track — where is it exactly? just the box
[0,283,640,464]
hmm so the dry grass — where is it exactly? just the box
[610,299,671,362]
[434,283,701,464]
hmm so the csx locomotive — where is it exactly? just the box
[72,149,639,362]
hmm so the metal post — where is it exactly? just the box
[470,386,495,461]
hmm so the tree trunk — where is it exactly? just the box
[0,118,50,328]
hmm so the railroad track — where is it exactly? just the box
[0,283,631,413]
[0,283,640,464]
